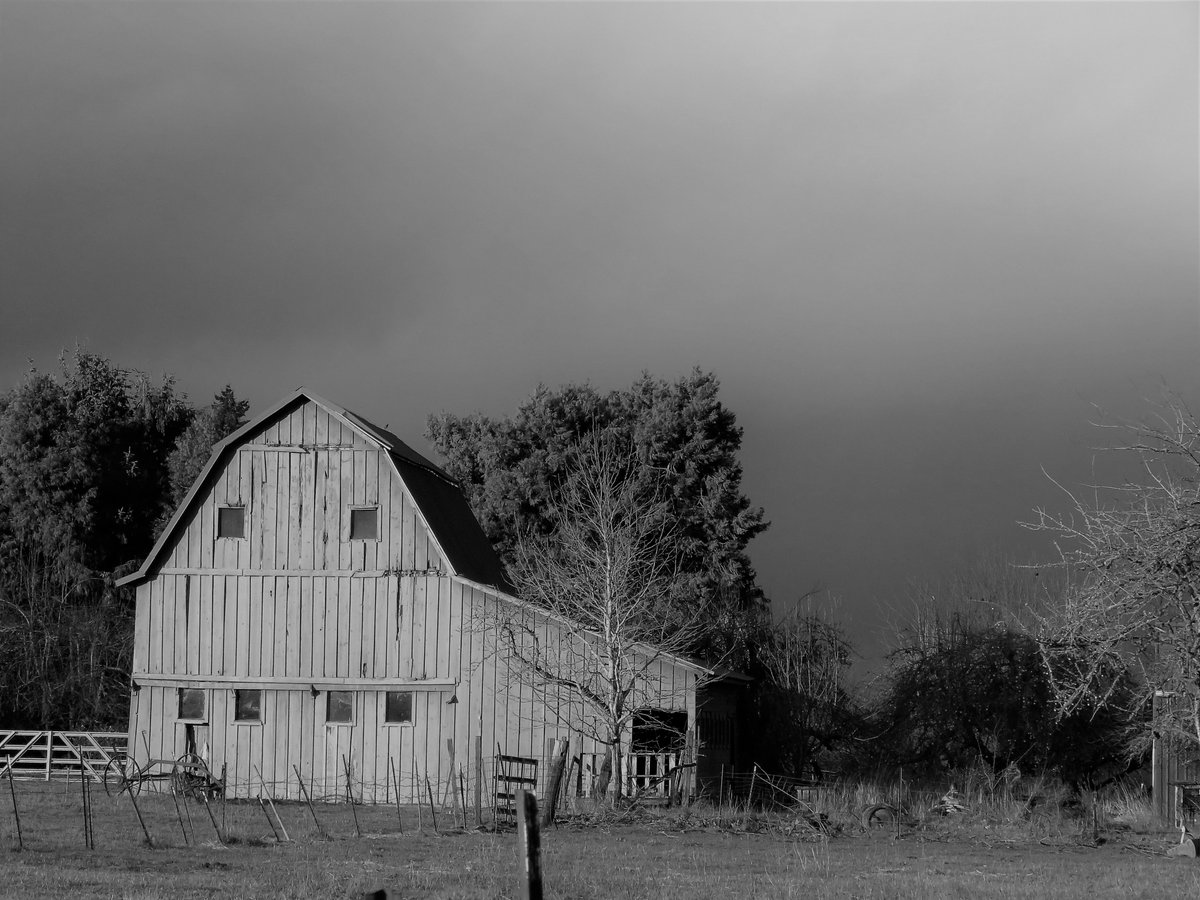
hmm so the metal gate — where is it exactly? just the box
[0,730,128,782]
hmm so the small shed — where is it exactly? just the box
[1151,691,1200,825]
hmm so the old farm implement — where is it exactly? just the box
[103,751,224,799]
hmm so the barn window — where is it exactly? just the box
[234,689,261,723]
[217,506,246,539]
[349,506,379,540]
[384,691,413,724]
[178,688,206,722]
[327,691,354,724]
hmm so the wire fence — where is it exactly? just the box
[702,764,827,811]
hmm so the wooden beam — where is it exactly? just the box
[132,673,457,690]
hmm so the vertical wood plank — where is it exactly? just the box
[335,577,351,679]
[316,576,331,679]
[414,513,428,570]
[288,688,302,801]
[383,575,398,678]
[150,577,168,674]
[289,451,304,569]
[196,576,212,676]
[372,577,388,678]
[340,449,354,569]
[257,578,272,677]
[286,576,301,676]
[347,576,363,678]
[400,493,416,571]
[240,450,254,570]
[379,454,395,567]
[199,483,214,570]
[399,578,415,677]
[222,578,236,680]
[133,586,150,671]
[322,577,338,680]
[299,681,315,800]
[323,451,340,572]
[260,450,275,569]
[299,578,314,679]
[188,498,202,570]
[239,578,256,677]
[436,578,452,680]
[410,578,427,679]
[275,449,290,569]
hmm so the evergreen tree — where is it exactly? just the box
[426,369,768,661]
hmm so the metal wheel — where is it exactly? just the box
[103,757,143,797]
[862,803,898,829]
[171,752,213,799]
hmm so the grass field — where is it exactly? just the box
[3,780,1200,899]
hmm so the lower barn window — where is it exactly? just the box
[178,688,206,721]
[234,689,261,723]
[327,690,354,724]
[385,691,413,724]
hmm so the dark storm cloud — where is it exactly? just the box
[2,2,1196,658]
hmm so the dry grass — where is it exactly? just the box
[1,778,1198,898]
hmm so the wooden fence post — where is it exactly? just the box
[127,784,155,848]
[425,776,439,834]
[474,736,484,827]
[7,757,23,851]
[446,739,461,827]
[343,755,362,838]
[255,766,290,842]
[517,790,543,900]
[172,790,190,846]
[199,794,224,845]
[389,758,404,834]
[79,760,93,849]
[540,739,569,827]
[294,765,325,838]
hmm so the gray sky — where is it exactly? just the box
[2,2,1196,661]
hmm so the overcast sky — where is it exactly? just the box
[2,2,1196,662]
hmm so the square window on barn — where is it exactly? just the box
[349,506,378,540]
[384,691,413,725]
[217,506,246,539]
[234,689,261,723]
[327,690,354,724]
[178,688,206,722]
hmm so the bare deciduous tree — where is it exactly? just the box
[756,592,855,778]
[476,436,711,799]
[1026,392,1200,748]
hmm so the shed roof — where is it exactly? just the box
[116,389,510,590]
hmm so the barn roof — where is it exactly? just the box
[116,389,510,590]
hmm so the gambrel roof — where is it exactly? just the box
[117,389,510,590]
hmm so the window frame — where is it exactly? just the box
[325,690,356,726]
[348,505,380,541]
[233,689,262,724]
[383,690,414,726]
[177,687,207,723]
[217,505,247,540]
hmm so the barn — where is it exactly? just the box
[116,389,743,803]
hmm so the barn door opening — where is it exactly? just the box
[630,709,687,798]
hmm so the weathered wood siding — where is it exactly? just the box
[129,397,699,802]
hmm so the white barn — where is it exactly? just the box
[117,390,728,802]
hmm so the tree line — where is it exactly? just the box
[2,351,1189,795]
[0,351,247,728]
